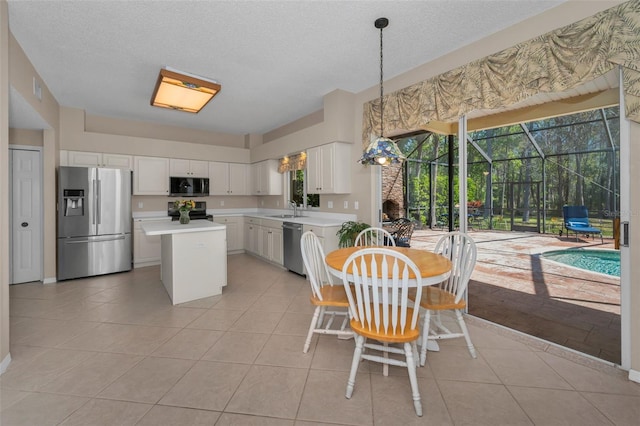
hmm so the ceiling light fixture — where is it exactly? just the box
[359,17,405,166]
[150,67,221,113]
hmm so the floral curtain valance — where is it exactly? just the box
[278,152,307,173]
[363,0,640,147]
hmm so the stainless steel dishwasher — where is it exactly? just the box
[282,222,304,275]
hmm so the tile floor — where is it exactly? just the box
[2,253,639,425]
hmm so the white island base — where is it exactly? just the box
[141,220,227,305]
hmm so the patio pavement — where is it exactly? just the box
[410,229,620,364]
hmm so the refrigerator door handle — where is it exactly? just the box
[64,235,126,244]
[96,179,101,225]
[65,239,90,244]
[92,179,97,225]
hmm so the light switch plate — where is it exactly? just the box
[344,201,348,209]
[220,200,224,206]
[354,201,359,210]
[328,201,333,209]
[137,202,143,209]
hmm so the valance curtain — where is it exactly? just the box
[362,0,640,148]
[278,153,306,173]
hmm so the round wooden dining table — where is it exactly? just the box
[325,246,452,286]
[325,246,452,353]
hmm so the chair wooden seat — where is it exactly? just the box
[417,231,477,366]
[311,285,350,307]
[341,248,425,416]
[421,287,465,310]
[301,231,353,353]
[349,306,420,343]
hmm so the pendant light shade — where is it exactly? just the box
[359,17,405,166]
[360,136,405,166]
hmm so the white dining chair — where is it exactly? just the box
[300,231,352,353]
[341,247,424,416]
[417,231,477,366]
[354,227,396,247]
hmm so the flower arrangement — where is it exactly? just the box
[174,199,195,212]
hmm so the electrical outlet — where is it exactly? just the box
[344,201,348,209]
[261,200,264,206]
[277,200,280,207]
[354,201,359,210]
[328,201,333,209]
[220,200,224,206]
[137,202,143,209]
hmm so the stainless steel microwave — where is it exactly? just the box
[169,177,210,197]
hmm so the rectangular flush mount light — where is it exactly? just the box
[150,67,221,113]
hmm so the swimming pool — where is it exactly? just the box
[541,249,620,277]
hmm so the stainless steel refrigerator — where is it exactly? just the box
[57,166,132,280]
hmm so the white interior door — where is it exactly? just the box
[10,148,43,284]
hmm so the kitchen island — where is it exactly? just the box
[141,220,227,305]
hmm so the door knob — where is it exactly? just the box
[21,222,28,227]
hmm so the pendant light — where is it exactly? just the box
[359,17,405,166]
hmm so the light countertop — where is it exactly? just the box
[141,220,226,236]
[243,214,345,227]
[133,209,354,227]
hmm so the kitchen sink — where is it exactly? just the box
[268,214,297,218]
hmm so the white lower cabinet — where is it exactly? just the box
[244,217,283,265]
[133,218,171,267]
[244,218,260,254]
[303,224,340,254]
[259,225,283,265]
[214,216,243,253]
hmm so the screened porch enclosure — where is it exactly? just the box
[396,106,620,236]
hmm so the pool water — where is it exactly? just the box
[541,249,620,277]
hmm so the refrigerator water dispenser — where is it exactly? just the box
[63,189,84,216]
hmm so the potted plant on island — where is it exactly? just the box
[336,220,371,248]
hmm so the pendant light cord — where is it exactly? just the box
[379,23,384,138]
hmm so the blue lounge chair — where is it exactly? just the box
[562,205,603,243]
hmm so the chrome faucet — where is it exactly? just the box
[289,200,298,217]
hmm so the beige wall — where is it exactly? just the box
[1,0,10,369]
[133,195,258,213]
[9,128,42,146]
[61,107,250,163]
[85,114,246,148]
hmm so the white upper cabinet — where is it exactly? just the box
[170,159,209,177]
[133,156,170,195]
[209,162,249,195]
[63,150,133,169]
[251,160,282,196]
[306,142,351,194]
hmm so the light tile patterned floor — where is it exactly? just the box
[1,254,638,425]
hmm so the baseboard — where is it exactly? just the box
[0,352,11,375]
[134,261,160,269]
[42,277,57,284]
[629,369,640,384]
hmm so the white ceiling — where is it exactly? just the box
[7,0,566,135]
